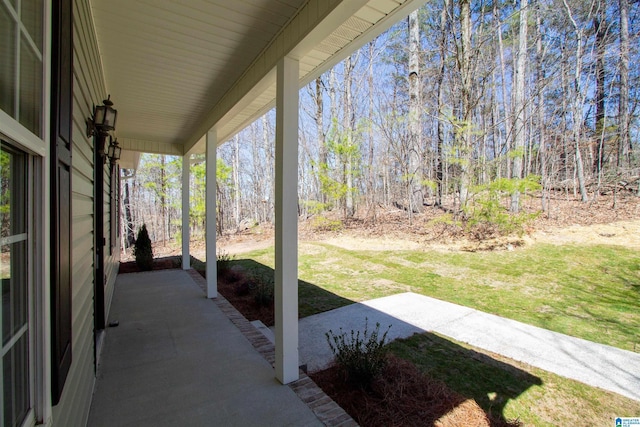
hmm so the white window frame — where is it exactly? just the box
[1,0,45,141]
[0,0,51,424]
[0,141,36,427]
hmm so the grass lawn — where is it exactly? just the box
[242,242,640,352]
[235,241,640,423]
[388,333,640,426]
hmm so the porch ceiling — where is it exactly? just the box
[90,0,422,157]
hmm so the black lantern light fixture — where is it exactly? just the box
[86,95,118,163]
[86,95,117,137]
[107,137,122,164]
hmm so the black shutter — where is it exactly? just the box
[50,0,73,405]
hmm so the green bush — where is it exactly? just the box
[250,272,273,307]
[133,224,153,271]
[216,250,234,275]
[325,319,391,387]
[311,216,343,232]
[465,176,541,238]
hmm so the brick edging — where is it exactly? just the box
[185,269,357,427]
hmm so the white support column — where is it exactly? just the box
[274,55,299,384]
[205,130,218,298]
[182,153,191,270]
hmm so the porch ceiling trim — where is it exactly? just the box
[93,0,426,157]
[119,137,183,156]
[184,0,361,154]
[186,0,427,154]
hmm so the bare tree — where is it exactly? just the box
[593,2,607,174]
[316,76,326,205]
[618,0,630,168]
[562,0,589,202]
[511,0,529,212]
[435,0,450,207]
[344,54,356,217]
[535,2,549,212]
[457,0,473,209]
[408,9,423,216]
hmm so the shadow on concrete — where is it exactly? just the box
[194,256,542,425]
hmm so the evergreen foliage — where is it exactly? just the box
[465,176,542,237]
[326,319,391,387]
[134,224,154,271]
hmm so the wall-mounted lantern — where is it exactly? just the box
[107,137,122,164]
[86,95,118,163]
[86,95,117,137]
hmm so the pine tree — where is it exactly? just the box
[134,224,153,271]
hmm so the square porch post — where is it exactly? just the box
[206,130,218,298]
[275,55,299,384]
[182,153,191,270]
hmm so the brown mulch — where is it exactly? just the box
[118,256,181,274]
[310,355,521,427]
[199,267,275,327]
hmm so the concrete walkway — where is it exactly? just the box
[88,269,324,427]
[297,292,640,402]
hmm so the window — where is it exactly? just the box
[1,141,33,427]
[0,0,49,422]
[0,0,44,138]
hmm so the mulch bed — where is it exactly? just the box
[193,262,523,426]
[118,256,182,274]
[197,266,275,326]
[197,265,522,426]
[310,355,522,427]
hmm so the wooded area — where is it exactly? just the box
[120,0,639,246]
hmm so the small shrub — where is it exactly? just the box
[325,319,391,387]
[303,199,331,216]
[133,224,153,271]
[311,216,343,232]
[464,177,541,238]
[251,272,273,307]
[216,250,234,276]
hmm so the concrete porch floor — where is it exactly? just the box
[87,269,352,427]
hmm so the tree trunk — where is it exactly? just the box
[250,122,262,221]
[160,155,167,245]
[511,0,528,213]
[368,41,377,219]
[233,134,241,228]
[562,0,589,202]
[458,0,472,209]
[435,0,449,208]
[593,7,606,174]
[262,115,274,223]
[618,0,630,167]
[123,179,135,247]
[495,1,512,180]
[408,10,422,217]
[343,54,355,218]
[316,77,326,205]
[536,4,548,213]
